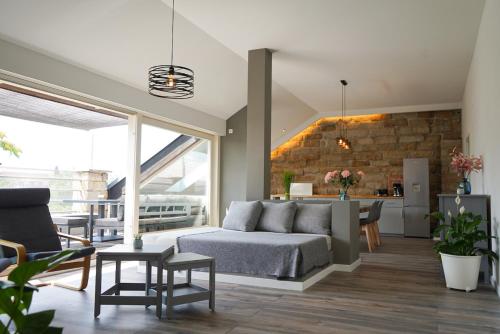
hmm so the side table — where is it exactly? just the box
[94,244,174,319]
[150,252,215,319]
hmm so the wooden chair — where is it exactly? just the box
[360,201,382,252]
[0,188,95,290]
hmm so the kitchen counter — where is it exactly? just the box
[271,194,405,235]
[290,194,404,200]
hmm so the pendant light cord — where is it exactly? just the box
[170,0,175,65]
[342,83,346,138]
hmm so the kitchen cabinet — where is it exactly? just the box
[379,199,404,235]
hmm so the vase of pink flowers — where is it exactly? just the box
[449,148,482,195]
[324,169,364,200]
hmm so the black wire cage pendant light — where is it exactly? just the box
[336,80,350,150]
[148,0,194,99]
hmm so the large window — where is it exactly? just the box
[0,85,216,244]
[0,88,128,214]
[136,123,210,233]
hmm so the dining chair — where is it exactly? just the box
[360,201,380,252]
[372,201,384,247]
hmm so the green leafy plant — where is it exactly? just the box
[0,132,22,158]
[430,196,498,261]
[282,171,294,199]
[0,250,74,334]
[134,234,142,240]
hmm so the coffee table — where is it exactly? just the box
[150,252,215,319]
[94,244,174,319]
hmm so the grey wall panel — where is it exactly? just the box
[219,107,247,224]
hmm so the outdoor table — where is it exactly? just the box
[62,199,121,243]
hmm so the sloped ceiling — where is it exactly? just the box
[0,0,484,143]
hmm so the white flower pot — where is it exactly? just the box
[440,253,482,292]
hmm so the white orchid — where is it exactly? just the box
[447,210,452,217]
[459,206,466,215]
[455,195,461,206]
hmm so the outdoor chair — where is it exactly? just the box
[0,188,95,290]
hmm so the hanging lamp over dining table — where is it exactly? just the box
[336,80,350,150]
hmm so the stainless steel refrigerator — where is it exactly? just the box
[403,158,430,238]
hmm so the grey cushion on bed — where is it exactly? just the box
[222,201,263,232]
[256,202,297,233]
[293,203,332,235]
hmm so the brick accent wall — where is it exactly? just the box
[271,110,462,211]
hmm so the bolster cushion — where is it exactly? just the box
[222,201,263,232]
[293,203,332,235]
[256,201,297,233]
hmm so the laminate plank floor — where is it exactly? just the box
[29,236,500,333]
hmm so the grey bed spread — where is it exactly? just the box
[177,229,331,278]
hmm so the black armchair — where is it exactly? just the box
[0,188,95,290]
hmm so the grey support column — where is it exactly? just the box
[331,201,360,265]
[246,48,272,201]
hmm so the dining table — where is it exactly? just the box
[62,199,122,243]
[359,205,371,213]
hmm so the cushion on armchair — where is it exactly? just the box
[20,246,95,263]
[222,201,263,232]
[0,258,11,272]
[256,201,297,233]
[0,188,62,258]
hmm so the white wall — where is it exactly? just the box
[461,0,500,289]
[0,39,226,135]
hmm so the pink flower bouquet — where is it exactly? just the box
[449,147,482,178]
[324,169,364,193]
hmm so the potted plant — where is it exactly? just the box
[449,147,482,195]
[430,196,497,292]
[282,171,294,200]
[324,169,364,200]
[1,250,74,333]
[133,233,143,249]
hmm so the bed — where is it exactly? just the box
[177,229,331,279]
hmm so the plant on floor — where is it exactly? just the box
[431,196,497,259]
[282,171,294,200]
[324,169,364,200]
[429,195,497,291]
[0,250,74,334]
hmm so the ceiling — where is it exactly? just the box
[176,0,484,112]
[0,0,485,141]
[0,88,126,130]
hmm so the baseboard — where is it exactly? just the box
[137,258,362,291]
[332,258,362,272]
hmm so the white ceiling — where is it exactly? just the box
[176,0,484,112]
[0,0,485,142]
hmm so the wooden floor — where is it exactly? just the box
[30,236,500,334]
